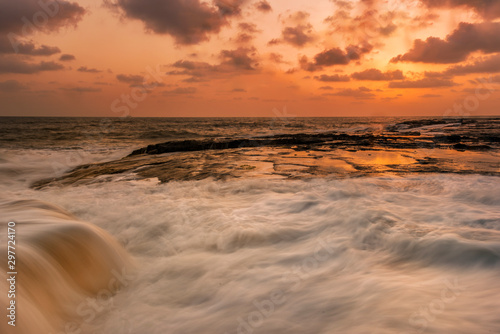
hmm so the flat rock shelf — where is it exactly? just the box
[31,126,500,189]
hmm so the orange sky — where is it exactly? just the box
[0,0,499,117]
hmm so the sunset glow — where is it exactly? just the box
[0,0,499,116]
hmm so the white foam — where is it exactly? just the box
[1,150,500,334]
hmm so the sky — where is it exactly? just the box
[0,0,499,117]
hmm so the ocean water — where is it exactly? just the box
[1,117,500,334]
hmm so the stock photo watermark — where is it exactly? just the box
[401,277,466,334]
[226,235,336,334]
[49,266,136,334]
[49,64,166,175]
[444,76,498,118]
[8,0,68,53]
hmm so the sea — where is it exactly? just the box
[0,117,499,334]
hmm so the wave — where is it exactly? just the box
[1,144,500,333]
[0,200,133,334]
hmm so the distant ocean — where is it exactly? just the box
[1,117,500,334]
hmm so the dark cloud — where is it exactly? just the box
[59,54,75,61]
[351,68,405,80]
[391,22,500,64]
[444,54,500,75]
[0,0,85,35]
[298,56,320,72]
[117,73,168,87]
[235,33,253,43]
[0,0,81,60]
[420,0,500,19]
[0,57,63,74]
[239,22,259,33]
[271,11,316,48]
[316,44,373,65]
[314,74,351,82]
[0,79,27,92]
[268,53,289,64]
[0,0,83,68]
[325,86,375,99]
[234,22,259,44]
[255,0,272,12]
[116,74,144,85]
[214,0,247,16]
[300,43,373,72]
[0,37,60,56]
[219,47,259,70]
[281,24,315,47]
[231,88,246,92]
[107,0,246,45]
[389,78,457,88]
[169,60,215,80]
[169,48,258,81]
[267,39,280,46]
[78,66,102,73]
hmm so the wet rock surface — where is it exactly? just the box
[32,119,500,189]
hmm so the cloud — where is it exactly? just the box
[117,74,144,85]
[0,0,86,35]
[268,53,289,64]
[317,44,373,65]
[169,60,215,80]
[169,47,259,82]
[255,0,272,12]
[391,22,500,64]
[351,68,405,80]
[281,24,315,47]
[231,88,246,92]
[325,86,375,99]
[300,43,373,71]
[0,0,83,59]
[77,66,102,73]
[420,0,500,19]
[214,0,247,16]
[219,47,258,70]
[424,71,450,78]
[330,0,354,11]
[0,57,63,74]
[61,87,102,93]
[107,0,245,45]
[444,54,500,75]
[420,94,442,98]
[389,77,457,88]
[234,22,259,43]
[163,87,197,95]
[239,22,259,34]
[0,79,27,92]
[314,74,350,82]
[59,54,75,61]
[270,11,316,48]
[324,2,400,46]
[0,37,60,56]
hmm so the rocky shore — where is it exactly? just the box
[32,123,500,189]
